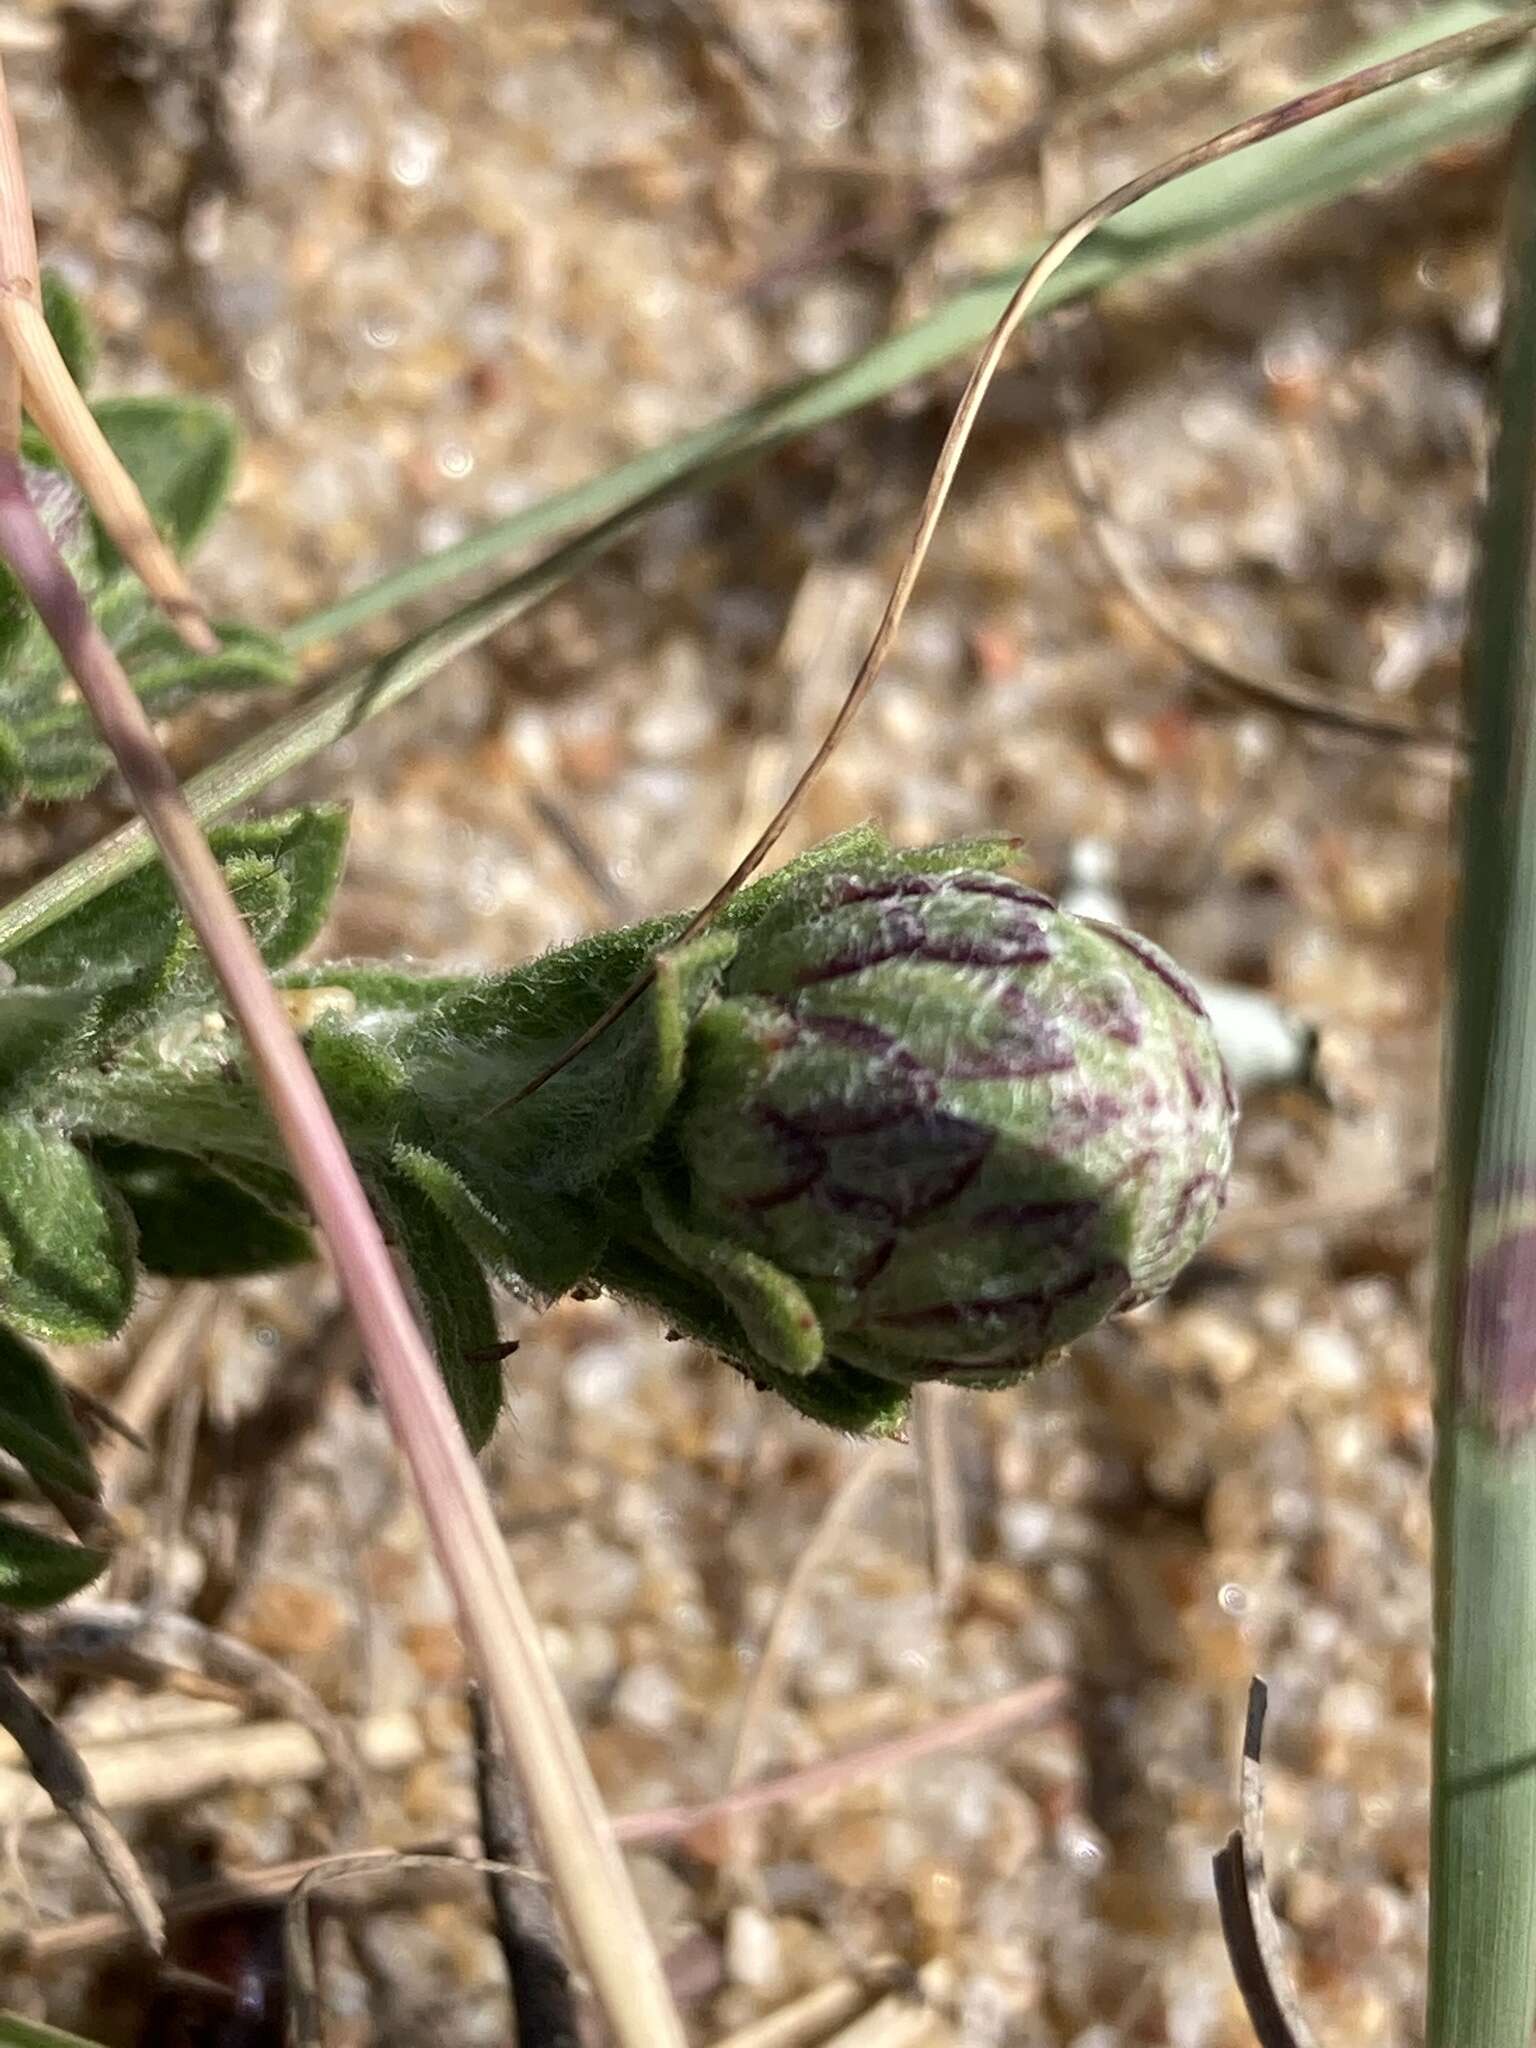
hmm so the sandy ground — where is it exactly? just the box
[0,2,1501,2042]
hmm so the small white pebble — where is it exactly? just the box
[611,1662,680,1735]
[565,1343,638,1411]
[724,1905,782,1992]
[1295,1321,1365,1393]
[998,1499,1057,1562]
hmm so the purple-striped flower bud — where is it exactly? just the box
[669,861,1235,1392]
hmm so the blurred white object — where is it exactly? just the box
[1058,840,1318,1097]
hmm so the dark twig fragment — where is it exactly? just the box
[468,1680,581,2048]
[0,1660,164,1955]
[1212,1678,1320,2048]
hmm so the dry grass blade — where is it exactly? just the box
[0,1707,423,1833]
[0,59,212,652]
[501,5,1536,1115]
[708,1970,907,2048]
[724,1443,901,1859]
[12,1678,1067,1969]
[628,1676,1067,1850]
[13,1603,366,1838]
[0,1665,163,1956]
[0,91,686,2048]
[94,1286,221,1504]
[911,1386,966,1610]
[1212,1678,1318,2048]
[1062,432,1466,765]
[11,1834,477,1970]
[280,1849,552,2048]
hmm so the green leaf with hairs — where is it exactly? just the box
[390,1142,605,1302]
[0,376,294,808]
[41,268,98,395]
[2,807,348,1008]
[0,1323,99,1500]
[373,1166,505,1449]
[92,1142,311,1278]
[0,1519,109,1610]
[0,1120,136,1342]
[87,396,236,565]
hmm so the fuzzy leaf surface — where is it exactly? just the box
[0,1323,99,1500]
[0,1517,108,1609]
[0,1120,136,1342]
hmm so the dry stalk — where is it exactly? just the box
[911,1385,966,1610]
[94,1286,222,1503]
[499,6,1536,1114]
[0,65,686,2048]
[725,1443,903,1859]
[12,1602,366,1838]
[0,1664,163,1956]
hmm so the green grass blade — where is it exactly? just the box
[284,1,1536,653]
[1428,101,1536,2048]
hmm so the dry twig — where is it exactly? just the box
[9,1602,366,1837]
[627,1675,1068,1850]
[0,1706,422,1834]
[911,1386,966,1611]
[709,1967,908,2048]
[279,1847,551,2048]
[0,1662,163,1956]
[1212,1677,1320,2048]
[725,1443,903,1858]
[0,59,213,649]
[95,1287,222,1504]
[12,1676,1068,1967]
[468,1681,579,2048]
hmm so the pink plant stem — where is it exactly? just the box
[0,455,685,2048]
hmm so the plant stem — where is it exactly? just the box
[0,461,689,2048]
[4,2,1530,965]
[1428,101,1536,2048]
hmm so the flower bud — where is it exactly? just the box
[665,861,1235,1392]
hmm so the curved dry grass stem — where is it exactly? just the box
[0,1666,163,1959]
[499,6,1536,1115]
[1061,431,1466,766]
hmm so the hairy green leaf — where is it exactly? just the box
[0,1517,109,1610]
[595,1236,909,1435]
[390,1141,605,1302]
[1,806,348,1006]
[0,988,97,1106]
[0,1323,99,1500]
[375,1167,505,1450]
[0,376,294,809]
[41,268,98,395]
[93,1142,311,1278]
[0,1121,136,1342]
[87,396,236,564]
